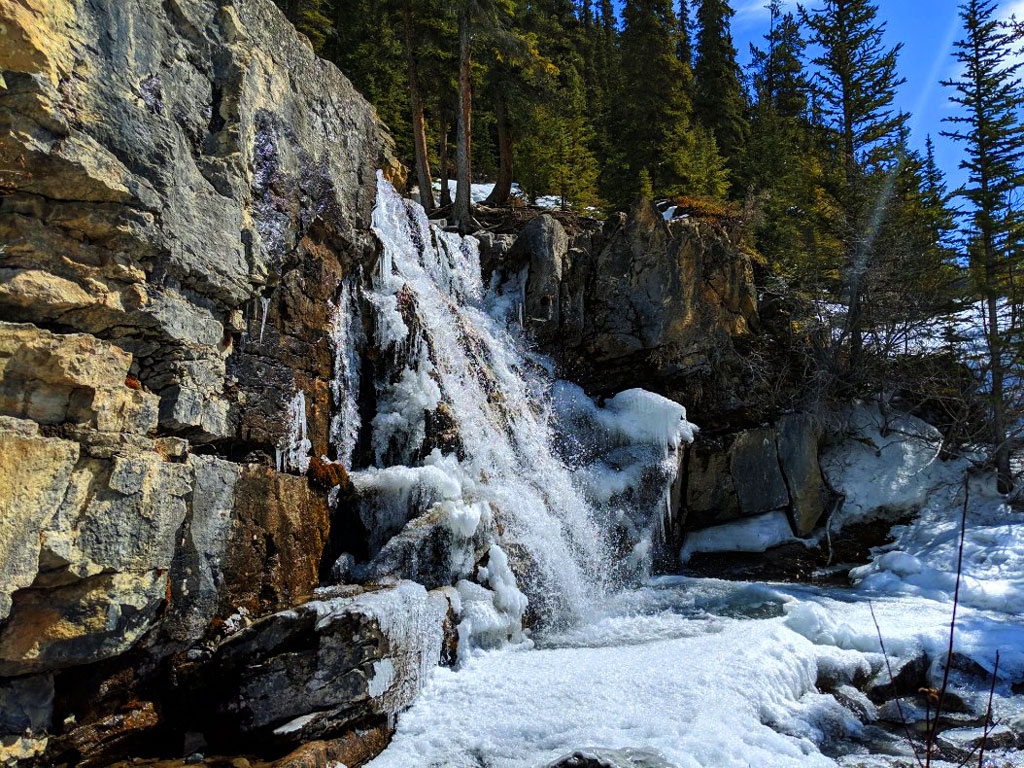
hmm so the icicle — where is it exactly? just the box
[259,296,271,344]
[329,279,363,469]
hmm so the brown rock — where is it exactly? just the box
[216,466,330,619]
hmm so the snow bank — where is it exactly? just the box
[848,474,1024,617]
[680,512,804,564]
[821,403,963,528]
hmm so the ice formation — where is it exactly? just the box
[329,278,363,468]
[277,389,312,473]
[339,173,698,641]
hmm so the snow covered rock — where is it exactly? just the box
[821,404,957,529]
[185,582,454,749]
[545,747,676,768]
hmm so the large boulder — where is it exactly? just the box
[187,582,454,750]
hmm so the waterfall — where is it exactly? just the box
[341,172,696,639]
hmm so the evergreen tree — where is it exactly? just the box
[678,0,693,70]
[605,0,724,205]
[272,0,334,52]
[942,0,1024,492]
[802,0,908,369]
[693,0,747,179]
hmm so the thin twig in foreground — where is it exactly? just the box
[976,650,1000,768]
[870,600,925,768]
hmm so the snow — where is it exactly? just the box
[680,512,804,564]
[821,403,962,529]
[596,389,697,451]
[848,473,1024,616]
[369,576,1024,768]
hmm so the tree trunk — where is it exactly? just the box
[484,96,514,206]
[454,4,472,231]
[404,2,434,212]
[439,116,452,207]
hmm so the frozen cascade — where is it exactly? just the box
[356,172,697,632]
[329,278,363,468]
[278,389,312,474]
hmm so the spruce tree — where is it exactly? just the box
[802,0,908,369]
[678,0,693,70]
[941,0,1024,492]
[606,0,719,205]
[693,0,747,178]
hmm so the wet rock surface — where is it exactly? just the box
[0,0,412,765]
[545,748,677,768]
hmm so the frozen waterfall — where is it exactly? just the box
[337,172,697,641]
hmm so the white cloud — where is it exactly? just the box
[733,0,798,27]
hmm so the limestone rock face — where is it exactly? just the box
[0,0,390,448]
[0,0,413,764]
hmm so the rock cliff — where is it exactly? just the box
[0,1,440,766]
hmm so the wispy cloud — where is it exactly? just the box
[733,0,798,27]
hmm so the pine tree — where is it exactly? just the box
[605,0,716,205]
[272,0,334,52]
[678,0,693,70]
[693,0,747,179]
[802,0,908,369]
[942,0,1024,492]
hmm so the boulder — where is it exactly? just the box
[545,748,676,768]
[729,428,789,519]
[777,414,827,536]
[190,582,453,749]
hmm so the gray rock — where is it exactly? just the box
[158,455,242,646]
[494,203,759,425]
[777,414,827,536]
[685,439,742,529]
[0,428,79,621]
[195,582,452,745]
[865,652,929,703]
[729,428,790,519]
[545,748,676,768]
[0,674,54,735]
[510,215,568,342]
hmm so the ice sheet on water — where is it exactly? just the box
[369,575,1024,768]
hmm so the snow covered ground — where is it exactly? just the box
[368,576,1024,768]
[367,401,1024,767]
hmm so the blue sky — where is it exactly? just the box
[724,0,1024,191]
